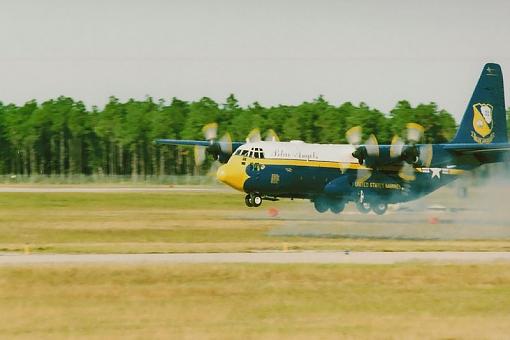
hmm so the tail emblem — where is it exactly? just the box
[471,103,495,143]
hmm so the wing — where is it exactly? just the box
[155,139,244,149]
[155,139,212,147]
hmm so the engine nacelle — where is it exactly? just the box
[400,145,419,164]
[206,143,231,164]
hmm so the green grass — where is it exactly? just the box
[1,189,510,254]
[1,263,510,339]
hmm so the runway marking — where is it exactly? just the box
[1,252,510,265]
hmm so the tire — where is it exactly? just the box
[372,202,388,215]
[250,194,262,207]
[314,198,328,213]
[245,194,253,207]
[330,201,345,214]
[356,201,371,214]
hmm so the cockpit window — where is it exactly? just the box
[256,148,264,159]
[237,147,265,158]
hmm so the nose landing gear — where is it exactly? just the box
[245,193,262,207]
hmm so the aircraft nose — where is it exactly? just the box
[216,163,247,191]
[216,164,229,183]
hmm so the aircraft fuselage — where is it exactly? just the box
[216,141,466,212]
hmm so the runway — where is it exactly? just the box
[2,252,510,265]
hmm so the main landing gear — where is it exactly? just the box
[245,193,262,207]
[371,202,388,215]
[356,191,388,215]
[313,196,345,214]
[355,201,371,214]
[355,201,387,215]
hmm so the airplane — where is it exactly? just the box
[157,63,509,215]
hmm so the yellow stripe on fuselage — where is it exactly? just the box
[233,156,403,172]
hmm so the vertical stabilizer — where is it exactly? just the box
[451,63,507,144]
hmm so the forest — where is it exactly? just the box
[0,95,465,177]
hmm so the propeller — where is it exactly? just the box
[265,129,280,142]
[194,123,234,166]
[194,145,207,166]
[389,123,433,181]
[246,128,262,143]
[346,126,362,146]
[202,122,218,141]
[346,126,379,166]
[194,124,280,167]
[219,132,233,155]
[345,126,380,183]
[345,123,433,184]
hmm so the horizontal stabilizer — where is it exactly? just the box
[444,142,510,153]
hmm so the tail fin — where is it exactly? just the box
[451,63,507,144]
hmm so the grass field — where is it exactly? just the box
[1,187,510,254]
[0,263,509,339]
[2,186,510,339]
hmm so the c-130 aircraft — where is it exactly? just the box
[157,63,509,215]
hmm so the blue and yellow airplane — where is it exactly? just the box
[157,63,509,215]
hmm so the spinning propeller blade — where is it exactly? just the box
[194,145,206,166]
[219,132,233,154]
[365,134,379,157]
[399,162,416,181]
[346,126,362,146]
[265,129,280,142]
[246,128,261,143]
[391,123,433,181]
[419,143,433,167]
[202,122,218,141]
[406,123,424,144]
[356,168,372,183]
[194,123,234,166]
[390,135,404,159]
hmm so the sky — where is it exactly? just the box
[0,0,509,121]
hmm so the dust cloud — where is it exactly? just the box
[265,174,510,241]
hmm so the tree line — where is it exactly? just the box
[0,95,460,176]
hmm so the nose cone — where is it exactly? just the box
[216,163,248,192]
[216,164,229,183]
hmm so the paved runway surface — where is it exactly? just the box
[2,252,510,265]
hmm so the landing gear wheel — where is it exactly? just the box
[314,198,328,213]
[372,202,388,215]
[330,201,345,214]
[250,193,262,207]
[356,202,371,214]
[245,194,253,207]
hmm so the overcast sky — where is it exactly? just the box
[0,0,509,120]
